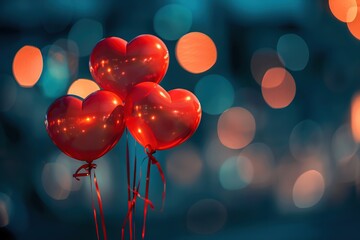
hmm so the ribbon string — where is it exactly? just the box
[125,132,133,240]
[122,144,167,240]
[73,163,107,240]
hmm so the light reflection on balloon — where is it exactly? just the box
[125,82,201,151]
[13,45,43,87]
[90,35,169,100]
[46,90,125,161]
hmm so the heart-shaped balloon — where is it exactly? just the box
[45,90,125,162]
[125,82,202,151]
[89,35,169,100]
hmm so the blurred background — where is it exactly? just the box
[1,0,360,239]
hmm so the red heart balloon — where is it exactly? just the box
[125,82,202,151]
[45,90,125,162]
[89,35,169,100]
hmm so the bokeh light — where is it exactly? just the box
[250,48,284,85]
[351,93,360,142]
[289,120,324,160]
[292,170,325,208]
[261,67,296,109]
[187,199,227,234]
[347,5,360,40]
[12,45,43,87]
[39,45,71,98]
[41,162,72,200]
[154,4,192,41]
[176,32,217,73]
[329,0,358,23]
[166,145,202,186]
[0,193,11,227]
[332,124,358,162]
[217,107,256,149]
[239,143,274,188]
[53,38,79,78]
[195,74,234,115]
[56,153,83,191]
[277,34,309,71]
[68,79,100,99]
[0,75,17,112]
[68,18,103,57]
[204,136,239,171]
[219,156,254,190]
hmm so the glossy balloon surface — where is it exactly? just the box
[45,90,125,162]
[90,35,169,100]
[125,82,201,151]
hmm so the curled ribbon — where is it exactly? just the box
[73,163,107,240]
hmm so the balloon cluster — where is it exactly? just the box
[45,35,202,240]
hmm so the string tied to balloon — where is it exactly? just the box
[73,162,107,240]
[141,144,167,240]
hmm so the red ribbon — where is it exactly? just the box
[141,147,167,239]
[121,143,166,240]
[126,133,133,240]
[73,163,107,240]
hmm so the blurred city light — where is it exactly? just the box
[13,46,43,88]
[68,79,100,99]
[292,170,325,209]
[154,4,192,41]
[277,33,309,71]
[217,107,256,149]
[176,32,217,73]
[219,156,253,190]
[68,18,103,57]
[329,0,358,23]
[166,145,202,186]
[261,67,296,109]
[195,74,234,115]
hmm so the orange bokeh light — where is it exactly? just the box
[347,4,360,40]
[329,0,358,23]
[292,170,325,208]
[67,79,100,99]
[13,45,43,87]
[217,107,256,149]
[261,67,296,109]
[351,93,360,142]
[176,32,217,74]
